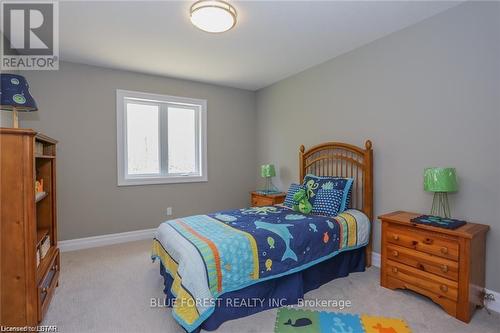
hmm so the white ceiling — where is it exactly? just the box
[60,1,461,91]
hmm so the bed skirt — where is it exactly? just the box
[159,246,366,332]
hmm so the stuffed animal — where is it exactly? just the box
[292,188,312,214]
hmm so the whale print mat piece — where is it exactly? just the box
[152,206,370,332]
[275,308,412,333]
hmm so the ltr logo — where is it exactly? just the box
[1,1,59,70]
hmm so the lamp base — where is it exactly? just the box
[12,108,19,128]
[431,192,451,218]
[261,178,278,194]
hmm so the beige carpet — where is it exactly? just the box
[43,240,499,332]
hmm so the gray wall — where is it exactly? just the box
[256,1,500,291]
[0,106,14,127]
[22,61,256,240]
[16,1,499,291]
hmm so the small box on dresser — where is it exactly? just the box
[378,211,489,323]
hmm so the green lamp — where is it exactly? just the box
[424,167,458,218]
[260,164,278,194]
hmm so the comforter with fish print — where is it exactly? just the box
[151,206,370,332]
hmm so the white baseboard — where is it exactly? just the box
[370,251,499,313]
[59,228,156,252]
[371,251,381,268]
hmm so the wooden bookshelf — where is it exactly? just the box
[0,128,59,326]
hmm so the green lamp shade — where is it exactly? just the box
[424,168,458,192]
[261,164,276,178]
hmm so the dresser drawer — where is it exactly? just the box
[386,244,458,281]
[386,275,457,317]
[386,259,458,301]
[38,249,60,321]
[386,225,459,261]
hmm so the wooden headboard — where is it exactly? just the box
[299,140,374,266]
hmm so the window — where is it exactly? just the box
[117,89,207,186]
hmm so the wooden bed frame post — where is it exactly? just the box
[299,145,305,181]
[298,140,374,268]
[363,140,373,267]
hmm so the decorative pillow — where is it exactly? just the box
[302,174,353,212]
[311,189,343,216]
[283,183,303,208]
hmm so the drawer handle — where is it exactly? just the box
[423,238,434,245]
[440,285,448,292]
[392,250,399,257]
[393,235,399,241]
[441,265,449,273]
[440,247,449,254]
[42,287,48,294]
[392,267,398,273]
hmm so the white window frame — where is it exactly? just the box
[116,89,207,186]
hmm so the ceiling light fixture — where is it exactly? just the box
[190,0,237,33]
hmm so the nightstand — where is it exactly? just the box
[378,211,489,323]
[251,191,286,207]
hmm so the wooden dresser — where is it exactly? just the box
[251,191,286,207]
[0,128,59,327]
[379,211,489,323]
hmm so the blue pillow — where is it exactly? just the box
[312,189,343,216]
[303,174,353,212]
[283,183,303,208]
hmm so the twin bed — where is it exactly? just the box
[152,140,374,332]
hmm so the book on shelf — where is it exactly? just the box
[40,236,51,259]
[35,142,44,155]
[35,191,47,202]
